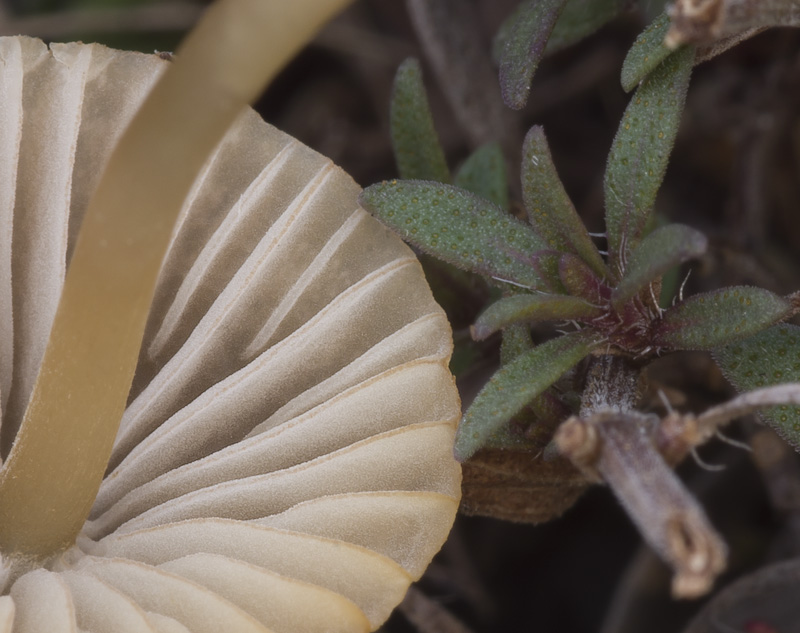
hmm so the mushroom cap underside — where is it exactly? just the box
[0,36,461,632]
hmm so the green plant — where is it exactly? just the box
[360,3,800,598]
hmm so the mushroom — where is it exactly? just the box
[0,1,461,630]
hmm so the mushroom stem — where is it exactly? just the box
[0,0,354,562]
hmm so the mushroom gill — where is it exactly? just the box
[0,26,460,633]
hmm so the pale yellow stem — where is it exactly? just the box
[0,0,354,560]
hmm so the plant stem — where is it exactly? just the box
[0,0,353,563]
[557,354,727,598]
[666,0,800,46]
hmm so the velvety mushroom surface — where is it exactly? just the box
[0,36,461,632]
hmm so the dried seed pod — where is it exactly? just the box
[666,0,800,47]
[0,36,461,632]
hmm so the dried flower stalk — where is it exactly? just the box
[556,355,727,598]
[658,383,800,464]
[666,0,800,47]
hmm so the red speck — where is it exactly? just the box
[745,620,778,633]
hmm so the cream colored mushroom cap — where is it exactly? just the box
[0,36,461,632]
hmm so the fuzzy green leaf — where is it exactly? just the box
[604,45,694,276]
[495,0,569,110]
[653,286,795,351]
[390,58,450,183]
[491,325,571,452]
[530,250,569,294]
[482,387,572,451]
[715,324,800,450]
[455,143,509,210]
[612,223,707,308]
[493,0,626,62]
[620,12,676,92]
[455,330,599,461]
[472,294,601,340]
[522,125,607,277]
[501,322,534,366]
[546,0,629,55]
[480,419,540,451]
[486,324,539,451]
[559,253,608,305]
[360,180,552,289]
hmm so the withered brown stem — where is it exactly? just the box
[667,0,800,47]
[655,411,702,466]
[655,382,800,465]
[556,355,727,598]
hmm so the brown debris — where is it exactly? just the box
[460,448,589,524]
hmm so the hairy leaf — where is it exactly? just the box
[360,180,552,289]
[455,142,509,210]
[612,223,707,308]
[390,58,450,183]
[559,253,608,305]
[455,330,600,461]
[604,45,694,276]
[481,416,542,451]
[472,294,601,340]
[715,324,800,451]
[491,325,567,452]
[499,325,577,453]
[653,286,795,351]
[621,12,675,92]
[522,125,607,277]
[546,0,629,55]
[495,0,569,110]
[477,390,573,454]
[501,322,534,365]
[530,250,569,294]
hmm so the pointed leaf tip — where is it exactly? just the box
[559,253,608,305]
[522,125,607,277]
[527,250,569,294]
[495,0,569,110]
[612,223,706,308]
[472,294,602,341]
[545,0,628,56]
[654,286,793,351]
[605,45,694,275]
[620,12,675,93]
[500,322,534,365]
[360,180,551,289]
[390,58,450,183]
[455,330,599,461]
